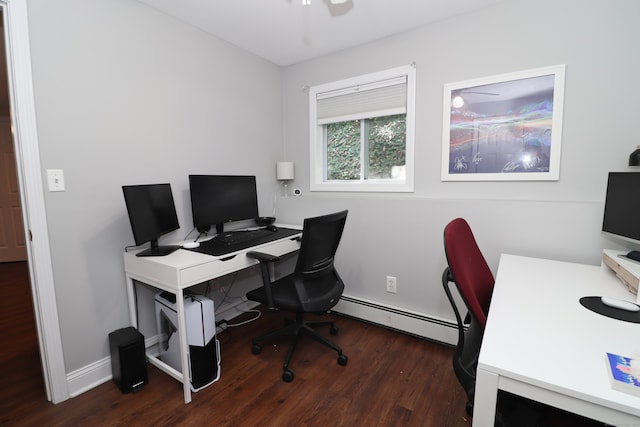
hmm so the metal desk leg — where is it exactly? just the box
[175,289,192,404]
[472,368,499,427]
[125,275,138,328]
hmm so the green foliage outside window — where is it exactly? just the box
[326,114,406,181]
[327,120,361,180]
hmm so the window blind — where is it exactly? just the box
[316,76,407,124]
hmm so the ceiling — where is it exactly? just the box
[137,0,509,66]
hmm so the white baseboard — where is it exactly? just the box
[66,356,111,398]
[333,295,459,346]
[66,296,457,398]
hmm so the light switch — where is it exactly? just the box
[47,169,65,192]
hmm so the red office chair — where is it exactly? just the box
[442,218,494,416]
[442,219,601,426]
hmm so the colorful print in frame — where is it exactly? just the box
[441,65,565,181]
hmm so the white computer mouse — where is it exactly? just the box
[182,241,200,249]
[601,296,640,312]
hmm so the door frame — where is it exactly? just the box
[4,0,68,403]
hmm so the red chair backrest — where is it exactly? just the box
[443,218,494,329]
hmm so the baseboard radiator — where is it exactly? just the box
[332,295,458,346]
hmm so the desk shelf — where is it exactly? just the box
[602,249,640,302]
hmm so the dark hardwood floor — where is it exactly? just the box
[0,261,473,426]
[0,261,604,426]
[0,261,43,424]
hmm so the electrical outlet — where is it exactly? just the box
[386,276,397,293]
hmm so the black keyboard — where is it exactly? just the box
[189,227,301,257]
[215,229,271,245]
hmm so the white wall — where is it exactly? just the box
[26,0,283,373]
[279,0,640,326]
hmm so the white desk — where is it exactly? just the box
[123,228,301,403]
[473,254,640,426]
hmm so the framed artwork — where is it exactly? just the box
[441,65,565,181]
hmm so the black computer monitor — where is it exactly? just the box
[189,175,259,234]
[602,172,640,245]
[122,183,180,257]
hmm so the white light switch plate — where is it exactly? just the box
[47,169,65,191]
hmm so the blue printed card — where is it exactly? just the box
[606,352,640,397]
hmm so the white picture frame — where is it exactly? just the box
[441,65,565,181]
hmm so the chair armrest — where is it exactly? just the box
[247,251,280,263]
[247,251,279,309]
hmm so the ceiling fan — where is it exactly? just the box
[301,0,353,15]
[302,0,349,3]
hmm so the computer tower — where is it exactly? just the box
[154,291,220,391]
[109,327,147,393]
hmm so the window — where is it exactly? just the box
[309,65,416,192]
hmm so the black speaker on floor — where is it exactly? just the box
[109,327,147,393]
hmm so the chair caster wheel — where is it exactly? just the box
[337,353,348,366]
[251,343,262,355]
[282,369,294,382]
[466,390,474,416]
[329,326,339,335]
[465,401,473,417]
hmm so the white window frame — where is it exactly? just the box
[309,65,416,192]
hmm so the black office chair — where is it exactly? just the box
[246,210,349,382]
[441,218,495,416]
